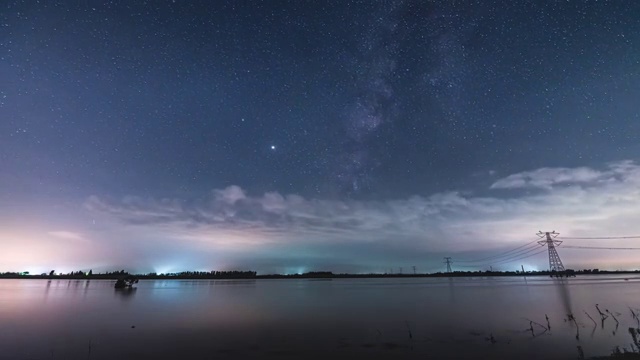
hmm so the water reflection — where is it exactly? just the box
[2,276,640,360]
[553,278,574,316]
[553,278,580,340]
[44,279,52,299]
[447,277,456,304]
[114,287,137,301]
[83,280,90,298]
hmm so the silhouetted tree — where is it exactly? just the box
[49,270,55,277]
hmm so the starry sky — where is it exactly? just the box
[2,1,640,274]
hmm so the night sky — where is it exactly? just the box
[2,1,640,274]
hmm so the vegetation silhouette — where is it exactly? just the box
[114,274,139,289]
[0,268,637,280]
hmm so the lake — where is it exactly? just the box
[1,276,639,359]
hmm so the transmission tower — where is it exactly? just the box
[443,257,452,273]
[537,231,565,273]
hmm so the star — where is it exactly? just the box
[270,145,276,150]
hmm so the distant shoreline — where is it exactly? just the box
[1,269,638,280]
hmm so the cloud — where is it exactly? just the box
[214,185,246,205]
[80,160,640,272]
[47,231,84,241]
[490,160,636,189]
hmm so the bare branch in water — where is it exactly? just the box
[405,321,413,340]
[584,310,597,327]
[524,318,549,331]
[596,304,608,319]
[607,309,620,325]
[545,314,551,331]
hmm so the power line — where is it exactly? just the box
[456,239,541,263]
[490,249,548,269]
[449,231,640,272]
[457,243,541,266]
[558,236,640,240]
[487,245,543,264]
[486,231,565,272]
[486,247,547,266]
[560,245,640,250]
[458,247,547,268]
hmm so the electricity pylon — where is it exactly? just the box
[443,257,452,273]
[537,231,565,272]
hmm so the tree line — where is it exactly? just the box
[0,270,257,279]
[0,268,637,280]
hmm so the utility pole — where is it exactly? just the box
[412,266,417,275]
[443,257,452,273]
[521,265,525,273]
[537,231,565,274]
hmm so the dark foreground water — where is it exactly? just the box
[1,276,640,359]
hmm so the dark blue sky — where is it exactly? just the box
[1,1,639,274]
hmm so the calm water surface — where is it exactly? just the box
[1,276,639,359]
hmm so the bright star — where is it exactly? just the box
[270,145,277,150]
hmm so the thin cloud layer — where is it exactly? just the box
[490,160,635,190]
[77,160,640,273]
[48,231,84,241]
